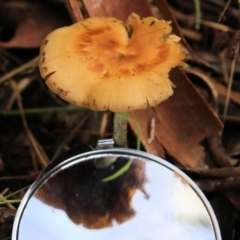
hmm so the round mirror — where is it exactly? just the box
[12,147,221,240]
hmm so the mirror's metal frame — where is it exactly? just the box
[12,147,222,240]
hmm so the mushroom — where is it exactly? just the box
[38,12,186,178]
[39,13,185,113]
[36,12,186,229]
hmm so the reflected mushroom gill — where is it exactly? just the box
[35,157,147,229]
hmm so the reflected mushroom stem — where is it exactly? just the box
[113,112,127,148]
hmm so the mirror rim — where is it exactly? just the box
[12,147,222,240]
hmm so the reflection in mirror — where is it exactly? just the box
[17,155,217,240]
[35,157,147,229]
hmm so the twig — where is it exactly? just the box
[0,57,38,84]
[4,77,32,111]
[1,189,9,196]
[223,57,236,123]
[0,189,15,209]
[219,49,229,85]
[219,0,232,22]
[0,193,15,209]
[220,115,240,122]
[29,143,39,172]
[9,80,50,168]
[208,133,231,167]
[0,174,39,181]
[196,177,240,191]
[4,185,30,199]
[0,200,21,206]
[184,166,240,178]
[52,113,91,160]
[0,47,23,65]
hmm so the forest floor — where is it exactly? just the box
[0,0,240,239]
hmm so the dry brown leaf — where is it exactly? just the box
[128,110,165,158]
[65,0,84,22]
[130,69,222,168]
[78,0,223,168]
[82,0,152,20]
[0,1,70,48]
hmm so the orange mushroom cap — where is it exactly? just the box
[39,13,185,112]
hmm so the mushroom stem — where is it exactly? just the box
[94,112,127,172]
[101,112,142,181]
[113,112,127,147]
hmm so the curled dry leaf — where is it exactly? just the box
[39,13,185,112]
